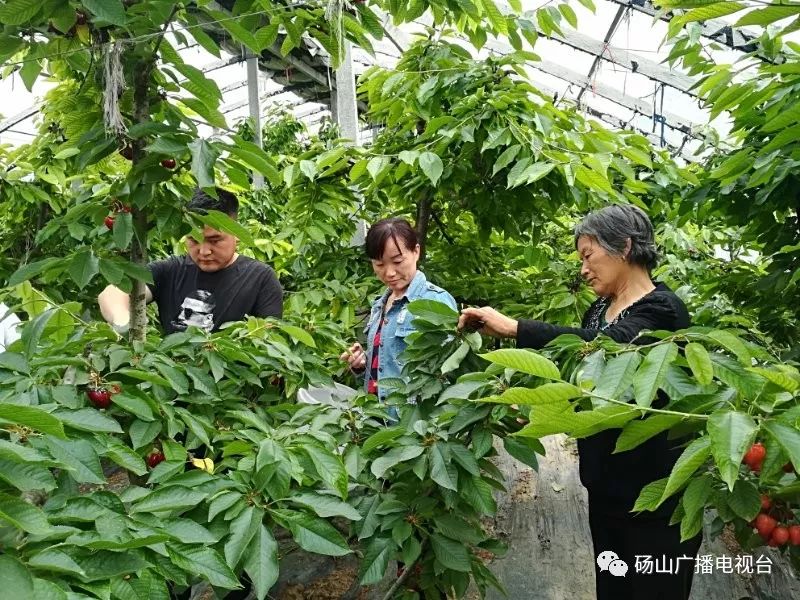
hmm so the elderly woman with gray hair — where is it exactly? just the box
[459,204,701,600]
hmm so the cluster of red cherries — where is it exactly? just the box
[85,384,165,469]
[742,442,799,547]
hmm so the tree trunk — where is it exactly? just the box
[415,195,432,262]
[128,57,153,342]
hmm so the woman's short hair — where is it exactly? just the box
[365,218,418,260]
[574,204,659,271]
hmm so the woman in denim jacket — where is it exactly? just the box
[340,218,456,406]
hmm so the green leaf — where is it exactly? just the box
[460,475,497,515]
[243,524,279,600]
[82,0,127,26]
[359,537,393,585]
[660,437,712,505]
[7,257,63,287]
[362,427,404,454]
[728,479,761,521]
[418,152,444,185]
[68,250,99,289]
[175,62,223,107]
[559,3,578,28]
[710,353,764,398]
[0,0,42,25]
[189,138,220,190]
[595,351,641,400]
[615,414,682,453]
[747,367,800,393]
[682,475,713,518]
[633,477,668,512]
[492,145,521,176]
[0,459,56,492]
[0,352,30,373]
[441,341,470,374]
[278,324,316,348]
[105,440,147,476]
[430,443,458,491]
[166,543,240,589]
[208,491,242,521]
[430,533,471,572]
[226,141,281,186]
[27,548,85,577]
[273,510,351,556]
[0,556,33,598]
[112,211,134,250]
[480,349,561,380]
[225,506,261,569]
[503,437,540,469]
[207,8,260,53]
[685,343,713,385]
[633,342,679,407]
[484,382,582,406]
[304,445,348,499]
[112,392,155,422]
[132,486,208,514]
[162,518,218,544]
[707,410,757,491]
[407,299,459,326]
[734,6,800,27]
[0,403,65,438]
[196,209,254,247]
[129,419,162,450]
[371,445,425,478]
[763,420,800,472]
[0,492,52,534]
[706,330,751,364]
[676,2,746,25]
[21,308,55,359]
[680,504,704,541]
[289,493,362,521]
[366,156,390,181]
[482,0,509,35]
[54,408,123,433]
[32,578,68,600]
[43,437,105,484]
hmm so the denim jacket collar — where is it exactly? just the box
[375,270,428,308]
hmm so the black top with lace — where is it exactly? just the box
[516,282,691,517]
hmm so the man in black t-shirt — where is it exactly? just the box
[98,188,282,335]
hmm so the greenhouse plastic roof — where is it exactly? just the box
[0,1,777,156]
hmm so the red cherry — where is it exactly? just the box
[789,525,800,546]
[118,205,131,214]
[160,158,176,169]
[755,514,777,540]
[87,388,111,409]
[146,451,165,468]
[104,215,115,230]
[770,526,789,547]
[743,443,766,467]
[760,494,772,511]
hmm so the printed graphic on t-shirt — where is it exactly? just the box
[172,289,216,332]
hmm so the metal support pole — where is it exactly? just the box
[333,41,359,145]
[246,52,264,189]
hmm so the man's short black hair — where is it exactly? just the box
[188,187,239,217]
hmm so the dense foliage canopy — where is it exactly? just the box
[0,0,798,598]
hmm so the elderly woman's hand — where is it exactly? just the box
[340,342,367,371]
[458,307,518,338]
